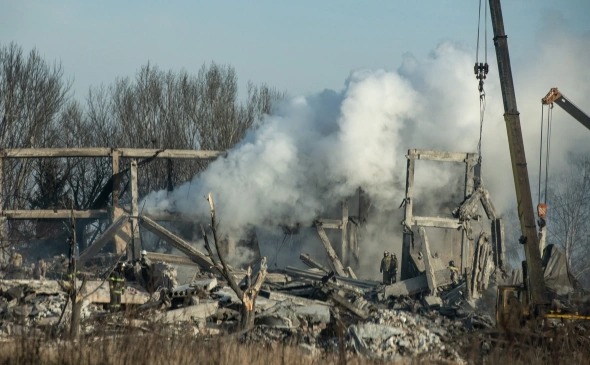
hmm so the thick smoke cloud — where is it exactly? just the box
[143,20,589,276]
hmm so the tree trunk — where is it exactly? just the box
[69,277,87,339]
[239,302,255,331]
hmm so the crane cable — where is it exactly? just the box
[538,103,553,204]
[475,0,489,164]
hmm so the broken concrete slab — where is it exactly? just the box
[160,300,218,323]
[384,269,453,298]
[294,304,331,324]
[190,278,218,291]
[256,303,301,329]
[259,290,329,308]
[0,280,64,295]
[284,266,379,289]
[330,292,368,320]
[422,295,443,308]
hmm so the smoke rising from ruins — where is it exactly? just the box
[143,22,590,273]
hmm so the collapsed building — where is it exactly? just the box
[0,147,509,362]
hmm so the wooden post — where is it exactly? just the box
[68,214,81,339]
[418,227,437,294]
[401,154,415,280]
[111,150,128,254]
[341,200,349,266]
[111,150,121,208]
[130,159,140,260]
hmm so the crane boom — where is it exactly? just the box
[488,0,547,306]
[542,87,590,131]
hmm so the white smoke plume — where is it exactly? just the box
[143,19,589,277]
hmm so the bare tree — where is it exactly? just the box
[105,62,283,197]
[0,43,71,243]
[1,44,285,254]
[547,154,590,287]
[204,193,267,331]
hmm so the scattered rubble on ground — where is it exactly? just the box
[0,250,499,364]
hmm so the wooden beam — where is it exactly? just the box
[1,148,224,159]
[315,225,347,276]
[418,227,437,294]
[330,292,368,320]
[412,216,461,229]
[407,149,470,163]
[145,252,197,266]
[315,218,342,230]
[284,266,379,288]
[79,214,129,263]
[1,209,109,219]
[139,215,215,270]
[142,212,199,222]
[117,148,224,159]
[299,253,329,273]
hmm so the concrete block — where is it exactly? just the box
[423,295,442,308]
[190,278,218,291]
[294,304,331,324]
[161,300,218,323]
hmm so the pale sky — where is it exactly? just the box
[2,0,589,100]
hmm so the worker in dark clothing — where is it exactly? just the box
[390,254,398,284]
[448,260,460,285]
[380,251,393,284]
[139,250,154,292]
[109,262,126,312]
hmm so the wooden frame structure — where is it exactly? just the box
[400,148,505,298]
[0,148,224,260]
[400,149,478,281]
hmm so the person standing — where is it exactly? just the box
[448,260,460,285]
[390,253,398,284]
[109,262,126,312]
[139,250,154,292]
[380,251,393,284]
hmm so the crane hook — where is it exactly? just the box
[474,62,489,94]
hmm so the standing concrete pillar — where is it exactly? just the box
[341,200,349,266]
[130,159,141,260]
[111,150,128,255]
[401,154,415,280]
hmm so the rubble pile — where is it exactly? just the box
[349,309,465,362]
[0,247,500,364]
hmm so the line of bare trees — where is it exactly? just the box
[0,42,284,245]
[546,154,590,288]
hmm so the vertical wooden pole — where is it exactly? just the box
[111,151,127,254]
[419,228,437,294]
[340,200,349,266]
[130,159,140,260]
[112,150,121,208]
[401,154,415,280]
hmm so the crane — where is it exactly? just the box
[488,0,547,311]
[488,2,590,328]
[542,87,590,131]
